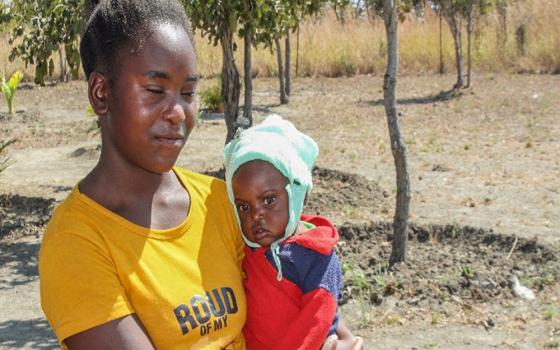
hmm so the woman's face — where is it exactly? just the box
[101,22,198,174]
[232,160,290,247]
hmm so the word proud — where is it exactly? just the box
[174,287,239,336]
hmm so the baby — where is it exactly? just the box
[224,115,346,349]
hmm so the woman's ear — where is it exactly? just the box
[88,72,109,116]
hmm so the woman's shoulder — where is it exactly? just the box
[44,187,92,234]
[174,166,227,198]
[42,185,118,249]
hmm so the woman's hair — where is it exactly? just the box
[80,0,194,80]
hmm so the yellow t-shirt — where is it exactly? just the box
[39,168,247,349]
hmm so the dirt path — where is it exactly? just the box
[0,75,559,349]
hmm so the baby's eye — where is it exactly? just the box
[264,196,276,205]
[237,203,249,212]
[182,91,195,97]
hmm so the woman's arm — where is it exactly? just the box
[65,315,155,350]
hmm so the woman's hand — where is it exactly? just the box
[320,319,364,350]
[321,334,364,350]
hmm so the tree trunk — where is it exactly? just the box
[447,14,463,89]
[438,12,444,75]
[383,0,410,265]
[275,37,288,104]
[284,28,291,96]
[243,29,253,126]
[58,45,68,82]
[496,1,507,55]
[296,22,300,77]
[221,17,241,144]
[466,12,473,88]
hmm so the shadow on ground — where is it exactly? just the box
[0,318,58,349]
[366,88,461,106]
[0,194,54,290]
[252,103,281,115]
[0,241,41,290]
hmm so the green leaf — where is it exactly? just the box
[8,71,22,91]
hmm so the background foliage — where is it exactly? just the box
[0,0,557,82]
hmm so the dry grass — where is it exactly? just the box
[196,0,560,77]
[0,0,558,81]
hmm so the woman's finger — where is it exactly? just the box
[321,334,338,350]
[352,336,364,350]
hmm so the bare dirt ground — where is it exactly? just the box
[0,74,559,349]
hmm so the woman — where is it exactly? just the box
[39,0,363,349]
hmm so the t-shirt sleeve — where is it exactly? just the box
[39,230,134,345]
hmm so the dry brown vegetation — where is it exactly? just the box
[1,0,559,81]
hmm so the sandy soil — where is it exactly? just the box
[0,74,559,349]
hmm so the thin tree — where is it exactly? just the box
[465,2,474,87]
[295,22,300,77]
[447,6,463,89]
[275,36,289,104]
[495,0,508,55]
[242,1,255,123]
[185,0,245,143]
[221,4,242,142]
[433,0,463,89]
[268,0,324,105]
[438,9,444,74]
[461,0,492,87]
[186,0,326,138]
[382,0,411,264]
[354,0,414,263]
[284,28,291,96]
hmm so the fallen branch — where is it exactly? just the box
[506,235,518,260]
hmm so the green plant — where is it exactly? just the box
[372,273,404,295]
[1,71,23,114]
[420,136,445,153]
[199,80,223,112]
[369,262,404,295]
[85,104,100,136]
[85,104,95,116]
[544,305,558,320]
[450,222,460,239]
[0,139,16,173]
[341,263,373,325]
[459,265,476,279]
[430,313,442,325]
[423,341,440,349]
[342,263,370,291]
[543,339,559,349]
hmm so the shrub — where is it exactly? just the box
[199,79,223,112]
[0,139,16,174]
[1,71,23,114]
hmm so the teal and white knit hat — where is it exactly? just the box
[223,114,319,279]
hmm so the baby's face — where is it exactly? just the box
[232,160,289,247]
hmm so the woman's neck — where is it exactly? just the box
[79,160,190,229]
[79,152,180,210]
